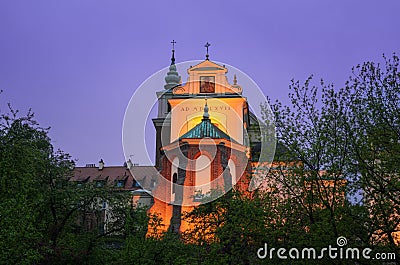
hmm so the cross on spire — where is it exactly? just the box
[205,42,211,60]
[170,40,176,65]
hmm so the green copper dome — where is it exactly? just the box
[179,100,237,143]
[179,118,234,142]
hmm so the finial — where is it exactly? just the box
[205,42,211,60]
[233,74,237,85]
[170,40,176,65]
[203,98,210,119]
[164,40,181,90]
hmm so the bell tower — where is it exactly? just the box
[153,40,181,169]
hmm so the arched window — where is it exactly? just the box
[228,159,236,187]
[195,155,211,197]
[171,157,179,201]
[172,173,177,193]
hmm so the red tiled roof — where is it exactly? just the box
[71,165,158,191]
[116,175,129,181]
[94,175,109,181]
[72,166,134,191]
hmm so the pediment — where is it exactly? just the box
[173,60,242,95]
[188,60,227,73]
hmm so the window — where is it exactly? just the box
[171,157,179,202]
[195,155,211,196]
[96,180,105,187]
[228,159,236,188]
[116,180,125,188]
[132,181,141,188]
[200,76,215,93]
[77,177,90,187]
[172,173,178,193]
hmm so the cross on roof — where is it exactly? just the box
[205,42,211,60]
[170,40,176,65]
[171,40,176,50]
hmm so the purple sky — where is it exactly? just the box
[1,1,399,166]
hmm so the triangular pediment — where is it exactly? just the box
[173,60,242,95]
[188,60,227,73]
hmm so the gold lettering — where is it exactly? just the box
[178,105,232,112]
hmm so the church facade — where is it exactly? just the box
[146,45,263,234]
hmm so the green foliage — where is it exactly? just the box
[0,106,55,264]
[0,103,131,264]
[346,54,400,254]
[181,189,271,264]
[263,71,352,246]
[260,53,400,259]
[120,232,199,265]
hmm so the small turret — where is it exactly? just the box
[164,40,181,90]
[231,74,242,93]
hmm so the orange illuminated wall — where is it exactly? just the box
[148,59,250,237]
[147,139,250,237]
[169,97,247,144]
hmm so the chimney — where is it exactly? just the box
[126,159,133,169]
[99,159,104,170]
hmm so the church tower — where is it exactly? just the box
[152,41,181,169]
[148,43,254,235]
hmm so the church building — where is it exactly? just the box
[147,43,261,235]
[71,42,263,236]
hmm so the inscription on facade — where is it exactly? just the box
[180,106,231,112]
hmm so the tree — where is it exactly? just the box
[0,101,131,264]
[262,75,353,250]
[181,189,271,265]
[260,53,400,260]
[0,105,55,264]
[346,54,400,254]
